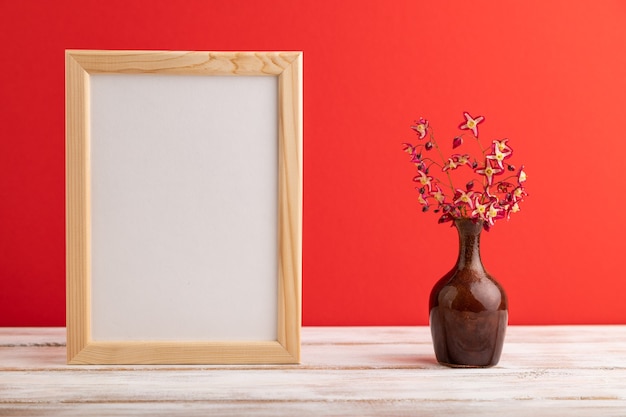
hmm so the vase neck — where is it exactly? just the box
[454,218,484,270]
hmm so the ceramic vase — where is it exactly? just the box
[429,218,508,367]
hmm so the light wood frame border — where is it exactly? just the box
[65,50,302,364]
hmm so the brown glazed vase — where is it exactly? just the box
[429,218,508,367]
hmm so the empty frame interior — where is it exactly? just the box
[66,50,302,364]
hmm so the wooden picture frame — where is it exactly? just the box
[65,50,302,364]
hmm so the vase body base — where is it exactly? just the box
[436,361,495,369]
[430,307,507,368]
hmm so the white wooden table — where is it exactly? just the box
[1,326,625,416]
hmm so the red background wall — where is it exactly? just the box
[2,0,626,326]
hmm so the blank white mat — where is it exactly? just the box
[89,73,279,341]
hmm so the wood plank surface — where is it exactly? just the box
[1,326,625,416]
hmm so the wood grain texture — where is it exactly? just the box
[65,52,91,364]
[65,50,302,364]
[1,326,625,416]
[66,50,301,75]
[276,52,303,361]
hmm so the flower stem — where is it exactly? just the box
[429,128,456,193]
[475,135,488,156]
